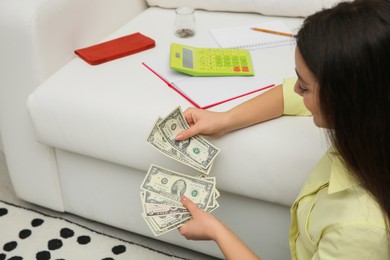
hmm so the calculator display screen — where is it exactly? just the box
[182,48,194,69]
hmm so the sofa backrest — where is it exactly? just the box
[146,0,349,17]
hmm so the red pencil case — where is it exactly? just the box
[75,32,155,65]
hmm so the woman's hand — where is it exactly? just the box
[175,108,230,140]
[178,196,260,260]
[178,195,223,241]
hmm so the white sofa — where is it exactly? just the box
[0,0,337,259]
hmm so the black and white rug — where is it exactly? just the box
[0,200,186,260]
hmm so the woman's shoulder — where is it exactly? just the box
[282,77,311,116]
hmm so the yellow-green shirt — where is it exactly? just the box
[282,78,389,259]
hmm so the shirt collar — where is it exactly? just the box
[328,152,358,194]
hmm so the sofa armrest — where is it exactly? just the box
[0,0,147,211]
[0,0,148,82]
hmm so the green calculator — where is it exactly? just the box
[169,43,254,76]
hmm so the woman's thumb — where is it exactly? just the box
[181,195,197,213]
[175,126,198,141]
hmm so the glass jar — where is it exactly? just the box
[174,7,196,38]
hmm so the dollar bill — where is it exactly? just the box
[142,187,216,214]
[141,164,215,210]
[147,117,212,175]
[142,213,189,236]
[142,191,182,207]
[140,164,220,236]
[142,189,217,214]
[195,174,220,200]
[157,107,220,170]
[146,212,191,230]
[143,214,165,236]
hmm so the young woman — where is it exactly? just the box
[175,0,390,259]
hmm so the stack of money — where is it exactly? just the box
[147,106,220,175]
[140,164,220,236]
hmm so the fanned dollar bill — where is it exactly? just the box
[147,117,213,175]
[158,107,220,170]
[141,164,215,210]
[140,164,220,236]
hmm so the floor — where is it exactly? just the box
[0,150,219,260]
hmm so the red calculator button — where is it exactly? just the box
[234,66,241,72]
[242,67,249,72]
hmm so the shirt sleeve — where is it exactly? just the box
[313,224,389,259]
[282,77,312,116]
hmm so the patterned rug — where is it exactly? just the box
[0,200,186,260]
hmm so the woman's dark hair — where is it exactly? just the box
[296,0,390,226]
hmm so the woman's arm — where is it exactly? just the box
[176,84,284,140]
[223,84,284,132]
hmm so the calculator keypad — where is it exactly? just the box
[196,49,252,75]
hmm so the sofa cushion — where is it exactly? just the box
[27,7,329,206]
[146,0,347,17]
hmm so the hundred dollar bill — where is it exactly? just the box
[145,212,191,232]
[147,117,212,175]
[141,191,189,216]
[144,203,189,216]
[158,107,220,169]
[141,164,215,210]
[142,213,188,236]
